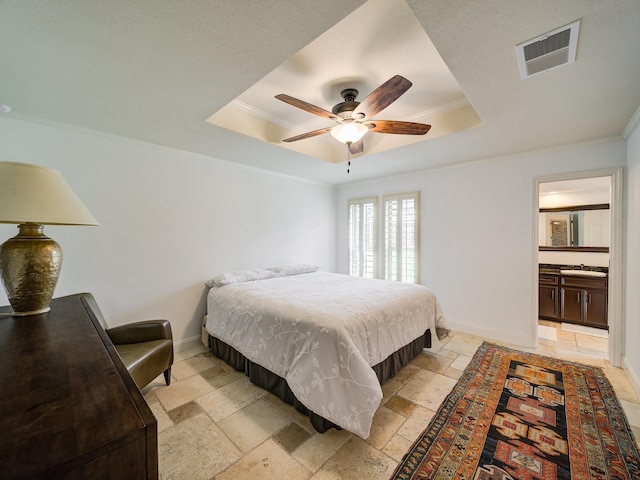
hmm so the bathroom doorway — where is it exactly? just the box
[534,168,623,366]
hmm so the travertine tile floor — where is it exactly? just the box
[142,326,640,480]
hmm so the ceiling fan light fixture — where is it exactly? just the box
[277,75,429,152]
[330,122,368,144]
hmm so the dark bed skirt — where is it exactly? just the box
[207,329,432,434]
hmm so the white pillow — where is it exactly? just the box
[205,268,276,288]
[266,264,320,277]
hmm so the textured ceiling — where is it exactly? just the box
[1,1,639,185]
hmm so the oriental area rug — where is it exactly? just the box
[390,342,640,480]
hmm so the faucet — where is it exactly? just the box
[580,264,585,270]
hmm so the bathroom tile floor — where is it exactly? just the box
[143,328,639,480]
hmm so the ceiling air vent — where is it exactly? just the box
[516,20,580,79]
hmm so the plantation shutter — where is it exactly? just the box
[383,192,420,283]
[348,197,377,278]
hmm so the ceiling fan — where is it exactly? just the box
[275,75,431,155]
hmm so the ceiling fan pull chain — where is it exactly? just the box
[347,143,351,173]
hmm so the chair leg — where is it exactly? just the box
[163,367,172,386]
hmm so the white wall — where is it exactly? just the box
[538,250,609,267]
[0,117,337,349]
[337,140,627,346]
[625,120,640,392]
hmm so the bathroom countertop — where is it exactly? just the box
[539,263,608,276]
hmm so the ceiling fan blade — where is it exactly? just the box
[275,94,336,120]
[353,75,412,119]
[365,120,431,135]
[348,139,364,154]
[282,126,332,142]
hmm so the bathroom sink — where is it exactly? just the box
[559,269,606,277]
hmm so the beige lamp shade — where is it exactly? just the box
[0,161,99,226]
[0,161,99,316]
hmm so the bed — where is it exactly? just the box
[203,265,449,439]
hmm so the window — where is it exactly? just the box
[383,192,420,283]
[348,191,420,283]
[348,197,377,278]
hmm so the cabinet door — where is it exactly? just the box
[561,287,582,322]
[539,285,558,318]
[584,290,608,327]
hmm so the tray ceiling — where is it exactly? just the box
[206,0,481,164]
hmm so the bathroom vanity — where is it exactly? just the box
[539,265,608,329]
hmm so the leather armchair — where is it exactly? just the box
[81,293,174,390]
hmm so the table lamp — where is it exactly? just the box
[0,161,99,316]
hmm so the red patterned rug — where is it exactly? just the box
[390,342,640,479]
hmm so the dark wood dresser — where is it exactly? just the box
[0,293,158,479]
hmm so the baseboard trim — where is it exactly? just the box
[174,335,203,354]
[446,319,533,348]
[622,356,640,400]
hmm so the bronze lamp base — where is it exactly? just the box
[0,223,62,316]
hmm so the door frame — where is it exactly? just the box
[532,167,623,366]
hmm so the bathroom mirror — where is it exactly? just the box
[539,204,610,252]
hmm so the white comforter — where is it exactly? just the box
[205,271,449,438]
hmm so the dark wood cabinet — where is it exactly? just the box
[0,294,158,479]
[560,276,608,329]
[560,286,583,323]
[539,274,559,319]
[539,271,608,329]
